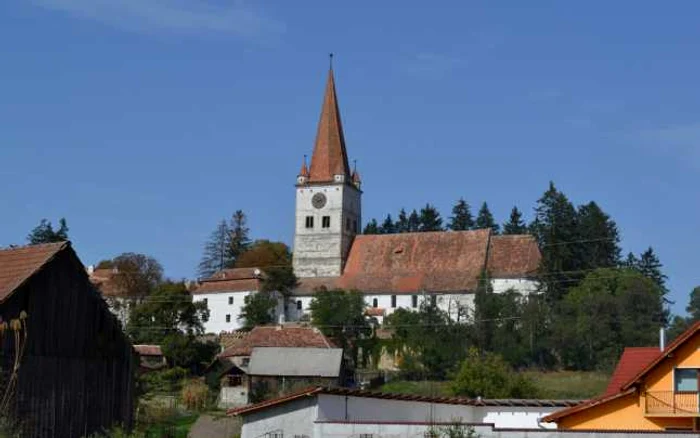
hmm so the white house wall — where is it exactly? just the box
[491,278,538,295]
[241,396,317,438]
[318,394,474,423]
[475,406,556,429]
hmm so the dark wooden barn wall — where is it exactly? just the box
[0,248,134,438]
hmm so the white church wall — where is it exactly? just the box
[492,278,539,295]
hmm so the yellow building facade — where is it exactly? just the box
[545,322,700,431]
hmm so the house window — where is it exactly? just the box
[228,296,233,305]
[674,368,699,392]
[203,298,208,306]
[359,434,374,438]
[412,295,418,308]
[265,432,283,438]
[372,298,378,308]
[391,295,397,308]
[225,314,231,323]
[305,216,314,228]
[227,375,242,387]
[242,357,250,367]
[296,300,302,310]
[431,295,437,307]
[322,216,331,228]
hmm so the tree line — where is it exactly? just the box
[363,201,521,235]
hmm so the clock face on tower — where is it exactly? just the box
[311,192,327,209]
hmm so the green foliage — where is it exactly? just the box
[309,289,369,361]
[555,268,665,371]
[180,379,209,411]
[198,210,251,278]
[239,292,278,330]
[418,203,444,231]
[667,286,700,342]
[235,240,291,269]
[363,219,380,234]
[380,214,396,234]
[396,209,409,233]
[502,206,527,235]
[531,182,580,301]
[524,371,609,399]
[576,202,621,269]
[27,218,69,244]
[198,219,232,278]
[448,198,475,231]
[228,210,251,263]
[475,202,499,234]
[386,303,470,380]
[138,367,188,394]
[127,281,216,371]
[426,423,479,438]
[110,253,164,302]
[452,348,538,398]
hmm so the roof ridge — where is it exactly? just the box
[0,241,68,253]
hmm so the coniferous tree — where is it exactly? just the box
[380,214,396,234]
[27,218,69,244]
[418,203,443,232]
[530,182,580,302]
[623,252,639,269]
[448,198,475,231]
[228,210,251,265]
[502,206,527,235]
[363,219,380,234]
[395,209,409,233]
[576,202,621,270]
[198,219,231,278]
[475,202,499,234]
[407,209,420,232]
[636,247,668,294]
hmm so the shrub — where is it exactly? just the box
[180,379,209,411]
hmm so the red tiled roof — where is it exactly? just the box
[365,307,385,317]
[0,242,68,302]
[295,230,540,295]
[620,320,700,391]
[487,235,540,278]
[603,347,660,396]
[544,322,700,423]
[133,345,162,356]
[193,268,262,294]
[307,68,351,183]
[218,326,333,358]
[228,386,581,417]
[542,388,635,423]
[90,267,125,297]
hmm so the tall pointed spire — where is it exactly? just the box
[307,65,351,183]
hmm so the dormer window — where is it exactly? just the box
[334,174,345,182]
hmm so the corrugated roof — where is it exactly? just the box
[218,326,333,358]
[0,242,68,302]
[294,230,540,295]
[248,347,343,377]
[228,386,582,417]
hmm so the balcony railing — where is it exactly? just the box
[645,391,700,416]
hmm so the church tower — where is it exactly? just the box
[293,66,362,278]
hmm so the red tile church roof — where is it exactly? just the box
[295,230,540,295]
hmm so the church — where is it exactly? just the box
[193,67,540,333]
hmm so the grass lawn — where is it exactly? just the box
[379,371,609,400]
[524,370,609,399]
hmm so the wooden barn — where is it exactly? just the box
[0,241,134,437]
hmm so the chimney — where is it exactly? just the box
[87,265,95,275]
[660,327,666,351]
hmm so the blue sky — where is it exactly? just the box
[1,1,698,315]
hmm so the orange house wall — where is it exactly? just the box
[558,332,700,430]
